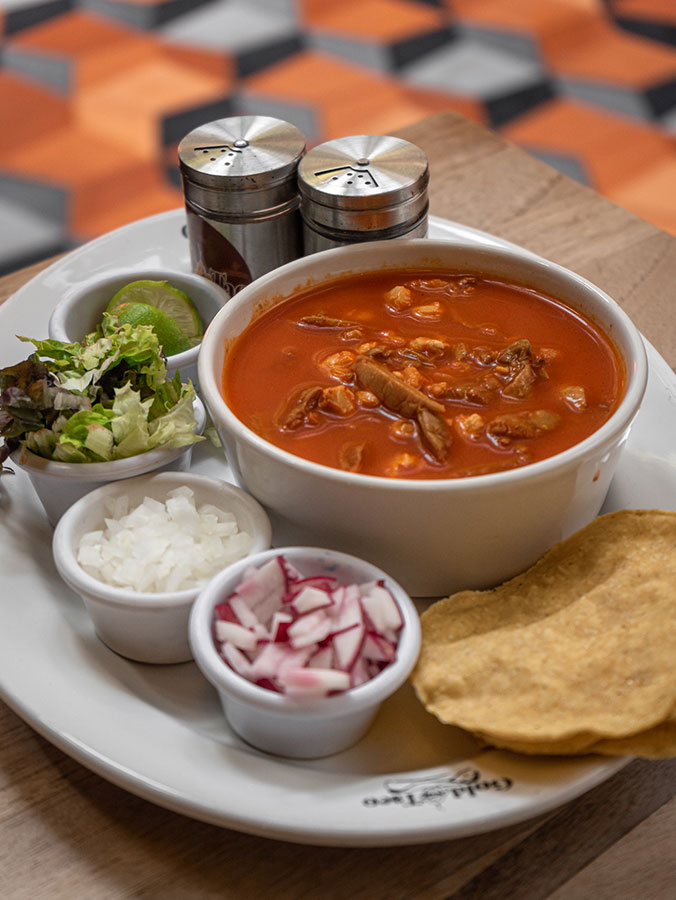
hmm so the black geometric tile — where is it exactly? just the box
[161,95,237,159]
[555,76,659,121]
[486,79,556,127]
[79,0,215,30]
[390,25,455,69]
[611,13,676,49]
[2,0,72,37]
[308,25,454,72]
[236,33,305,78]
[454,23,541,64]
[645,77,676,117]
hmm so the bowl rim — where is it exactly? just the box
[198,237,649,492]
[51,471,273,609]
[47,265,228,366]
[188,545,422,715]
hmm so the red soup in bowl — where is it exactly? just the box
[222,271,625,479]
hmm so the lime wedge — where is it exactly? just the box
[106,280,203,343]
[114,302,192,357]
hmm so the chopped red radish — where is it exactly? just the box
[307,644,334,669]
[291,585,334,615]
[235,560,282,605]
[333,622,365,671]
[329,584,362,634]
[284,666,351,696]
[234,558,288,626]
[212,555,404,698]
[228,595,260,630]
[269,610,293,643]
[349,656,371,688]
[221,642,253,678]
[255,677,280,693]
[214,620,258,652]
[362,632,397,663]
[250,642,312,680]
[213,601,240,624]
[278,645,315,677]
[360,581,404,634]
[288,575,338,596]
[287,609,333,648]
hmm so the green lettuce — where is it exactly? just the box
[1,315,202,465]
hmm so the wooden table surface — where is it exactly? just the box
[1,112,674,899]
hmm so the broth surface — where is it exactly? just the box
[222,271,625,479]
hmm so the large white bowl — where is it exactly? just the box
[197,238,648,596]
[48,267,228,386]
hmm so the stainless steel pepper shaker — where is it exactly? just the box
[297,134,429,254]
[178,116,306,298]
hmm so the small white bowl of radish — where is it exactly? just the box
[52,471,272,664]
[188,546,421,758]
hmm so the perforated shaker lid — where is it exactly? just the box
[178,116,306,217]
[297,134,429,234]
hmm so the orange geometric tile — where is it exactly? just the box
[611,0,676,25]
[448,0,598,44]
[502,97,675,191]
[240,49,479,143]
[74,171,183,239]
[160,44,234,82]
[549,0,603,9]
[608,156,676,237]
[0,124,162,236]
[1,0,674,279]
[0,126,146,191]
[8,9,136,54]
[75,57,232,160]
[399,84,483,124]
[322,84,482,142]
[0,72,71,154]
[450,1,676,87]
[241,49,398,107]
[305,0,448,41]
[544,17,676,86]
[5,11,164,89]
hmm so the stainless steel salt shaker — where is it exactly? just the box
[178,116,306,297]
[297,134,429,254]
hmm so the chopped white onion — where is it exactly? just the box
[77,487,253,593]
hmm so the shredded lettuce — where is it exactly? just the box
[1,315,202,465]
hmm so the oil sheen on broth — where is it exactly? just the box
[221,271,625,479]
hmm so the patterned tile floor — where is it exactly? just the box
[0,0,674,275]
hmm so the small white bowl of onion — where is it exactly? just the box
[189,546,421,758]
[52,472,272,664]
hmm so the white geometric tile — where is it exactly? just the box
[160,0,298,52]
[555,77,654,121]
[401,36,546,98]
[0,196,66,273]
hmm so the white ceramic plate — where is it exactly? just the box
[1,212,674,847]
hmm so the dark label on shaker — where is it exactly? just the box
[185,207,252,298]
